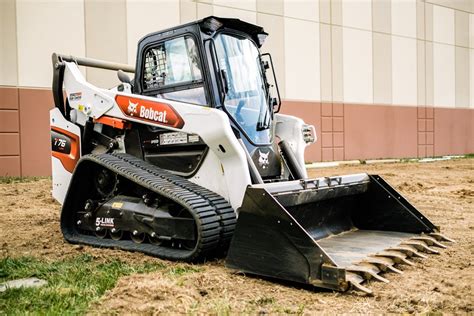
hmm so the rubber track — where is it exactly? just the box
[60,153,236,261]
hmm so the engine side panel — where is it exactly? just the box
[50,107,82,204]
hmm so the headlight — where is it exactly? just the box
[302,124,317,144]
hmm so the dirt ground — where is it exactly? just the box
[1,158,473,313]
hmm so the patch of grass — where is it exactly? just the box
[0,254,163,314]
[0,176,47,184]
[463,153,474,158]
[167,264,201,276]
[254,296,275,306]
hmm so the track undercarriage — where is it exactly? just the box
[61,153,236,261]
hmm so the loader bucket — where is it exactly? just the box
[226,173,453,294]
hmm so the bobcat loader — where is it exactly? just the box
[50,16,452,294]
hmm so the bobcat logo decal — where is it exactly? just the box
[127,100,138,116]
[258,150,270,169]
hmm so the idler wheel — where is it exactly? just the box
[95,168,118,198]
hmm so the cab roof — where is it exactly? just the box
[139,16,268,48]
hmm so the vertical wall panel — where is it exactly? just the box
[433,5,455,45]
[470,14,474,48]
[126,0,180,65]
[426,0,473,14]
[416,0,425,40]
[180,0,197,24]
[319,0,331,24]
[16,0,86,88]
[213,5,257,23]
[373,33,392,104]
[214,0,256,11]
[0,0,18,86]
[257,0,283,15]
[417,40,426,105]
[425,41,434,106]
[197,3,214,18]
[320,24,332,101]
[284,18,320,101]
[425,3,434,41]
[257,13,286,98]
[331,26,344,102]
[85,0,128,88]
[343,28,373,103]
[392,0,416,38]
[455,10,469,47]
[331,0,343,25]
[392,36,417,105]
[283,0,319,22]
[433,43,455,107]
[342,0,372,31]
[372,0,391,34]
[455,47,470,107]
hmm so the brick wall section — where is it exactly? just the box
[0,90,472,177]
[19,89,54,176]
[0,87,21,176]
[0,87,53,177]
[434,107,474,156]
[321,102,345,161]
[417,106,435,157]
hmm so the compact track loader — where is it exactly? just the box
[50,16,452,294]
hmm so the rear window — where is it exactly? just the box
[142,36,202,91]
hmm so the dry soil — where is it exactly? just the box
[1,158,473,314]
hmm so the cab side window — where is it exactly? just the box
[142,36,207,105]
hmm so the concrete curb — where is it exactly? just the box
[306,155,467,169]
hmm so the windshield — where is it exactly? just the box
[214,33,272,144]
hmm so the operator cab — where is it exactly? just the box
[133,16,282,179]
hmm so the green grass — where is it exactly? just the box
[0,176,47,184]
[0,254,164,315]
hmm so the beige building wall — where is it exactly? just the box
[0,0,18,87]
[126,0,181,66]
[0,0,472,105]
[84,0,128,88]
[2,0,473,107]
[16,0,86,88]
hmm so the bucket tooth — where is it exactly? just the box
[403,240,440,254]
[364,257,403,274]
[390,245,427,259]
[346,272,373,295]
[413,236,447,248]
[348,264,389,283]
[375,250,415,266]
[429,232,455,243]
